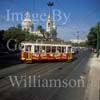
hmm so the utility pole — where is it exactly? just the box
[97,26,99,57]
[77,31,79,46]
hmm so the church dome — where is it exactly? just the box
[22,11,33,32]
[22,20,33,27]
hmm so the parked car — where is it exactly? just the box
[72,47,80,54]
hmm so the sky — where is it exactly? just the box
[0,0,100,41]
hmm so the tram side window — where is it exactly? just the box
[35,46,39,53]
[57,47,61,53]
[62,47,66,53]
[46,46,51,53]
[40,46,45,53]
[52,46,56,53]
[67,47,72,53]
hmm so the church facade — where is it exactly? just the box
[22,12,57,38]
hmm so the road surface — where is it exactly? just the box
[0,49,91,100]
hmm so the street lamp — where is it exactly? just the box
[47,2,54,16]
[47,2,54,38]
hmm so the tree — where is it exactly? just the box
[79,41,88,47]
[3,27,25,43]
[87,22,100,48]
[3,26,44,42]
[24,33,43,41]
[37,25,42,31]
[0,30,5,47]
[37,25,48,39]
[87,27,97,48]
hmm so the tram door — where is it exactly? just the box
[67,46,73,60]
[25,45,32,61]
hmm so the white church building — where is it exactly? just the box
[22,12,57,38]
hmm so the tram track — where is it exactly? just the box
[0,62,69,94]
[0,62,64,91]
[23,50,90,100]
[41,49,89,79]
[7,50,90,100]
[46,51,91,100]
[0,49,87,93]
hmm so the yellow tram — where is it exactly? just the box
[21,42,73,63]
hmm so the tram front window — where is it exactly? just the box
[26,45,31,52]
[67,47,72,53]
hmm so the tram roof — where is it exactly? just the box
[21,41,72,47]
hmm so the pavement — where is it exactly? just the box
[84,54,100,100]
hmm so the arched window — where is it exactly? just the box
[48,23,50,27]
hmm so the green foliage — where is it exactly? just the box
[37,25,42,31]
[37,25,47,39]
[3,27,43,42]
[25,33,43,41]
[3,27,25,42]
[0,30,5,47]
[87,22,100,48]
[79,41,88,47]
